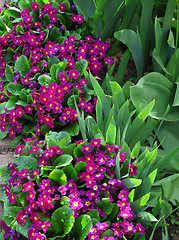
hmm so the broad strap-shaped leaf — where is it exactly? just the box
[140,0,154,61]
[131,193,151,213]
[152,173,179,204]
[115,49,131,85]
[134,169,157,200]
[115,152,120,179]
[136,149,157,179]
[106,116,116,145]
[123,178,142,189]
[51,206,75,236]
[73,0,96,20]
[130,72,179,121]
[138,211,158,223]
[110,81,126,114]
[114,29,144,78]
[153,147,179,172]
[72,214,93,240]
[125,100,155,145]
[90,73,111,119]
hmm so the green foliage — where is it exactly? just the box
[51,206,75,236]
[74,0,141,40]
[79,73,158,149]
[72,215,93,240]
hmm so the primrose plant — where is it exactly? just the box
[0,131,145,240]
[0,0,113,144]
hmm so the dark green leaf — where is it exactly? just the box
[72,215,92,240]
[14,55,29,75]
[49,169,67,185]
[54,154,73,167]
[51,206,75,236]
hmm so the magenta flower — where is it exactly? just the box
[69,69,80,79]
[127,163,138,176]
[96,222,109,231]
[18,168,29,178]
[14,144,25,155]
[7,192,16,204]
[31,2,39,11]
[23,181,35,192]
[16,210,26,226]
[136,223,145,235]
[104,56,114,65]
[82,144,93,153]
[90,138,101,147]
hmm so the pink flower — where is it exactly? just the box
[16,210,26,226]
[90,138,101,147]
[69,69,80,79]
[31,2,39,11]
[127,163,138,176]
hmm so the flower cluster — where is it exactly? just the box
[1,136,144,239]
[0,0,114,141]
[0,220,20,240]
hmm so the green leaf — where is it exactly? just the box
[123,178,142,189]
[115,153,120,179]
[54,154,73,167]
[131,193,151,212]
[110,81,126,113]
[140,0,154,62]
[90,73,111,118]
[4,7,21,19]
[23,124,35,134]
[76,59,88,74]
[106,116,116,145]
[49,27,62,43]
[130,72,179,121]
[0,129,8,140]
[51,206,75,236]
[131,141,140,158]
[14,156,38,172]
[75,161,86,173]
[73,0,96,21]
[134,169,157,200]
[18,191,28,207]
[18,0,31,10]
[14,55,29,75]
[72,215,93,240]
[115,49,131,85]
[173,82,179,106]
[114,29,144,78]
[63,122,79,136]
[16,219,31,238]
[160,199,172,216]
[5,65,14,82]
[10,135,23,148]
[62,166,78,182]
[106,204,119,221]
[38,75,51,87]
[7,83,23,95]
[67,95,79,109]
[138,211,158,223]
[49,169,67,185]
[95,199,113,218]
